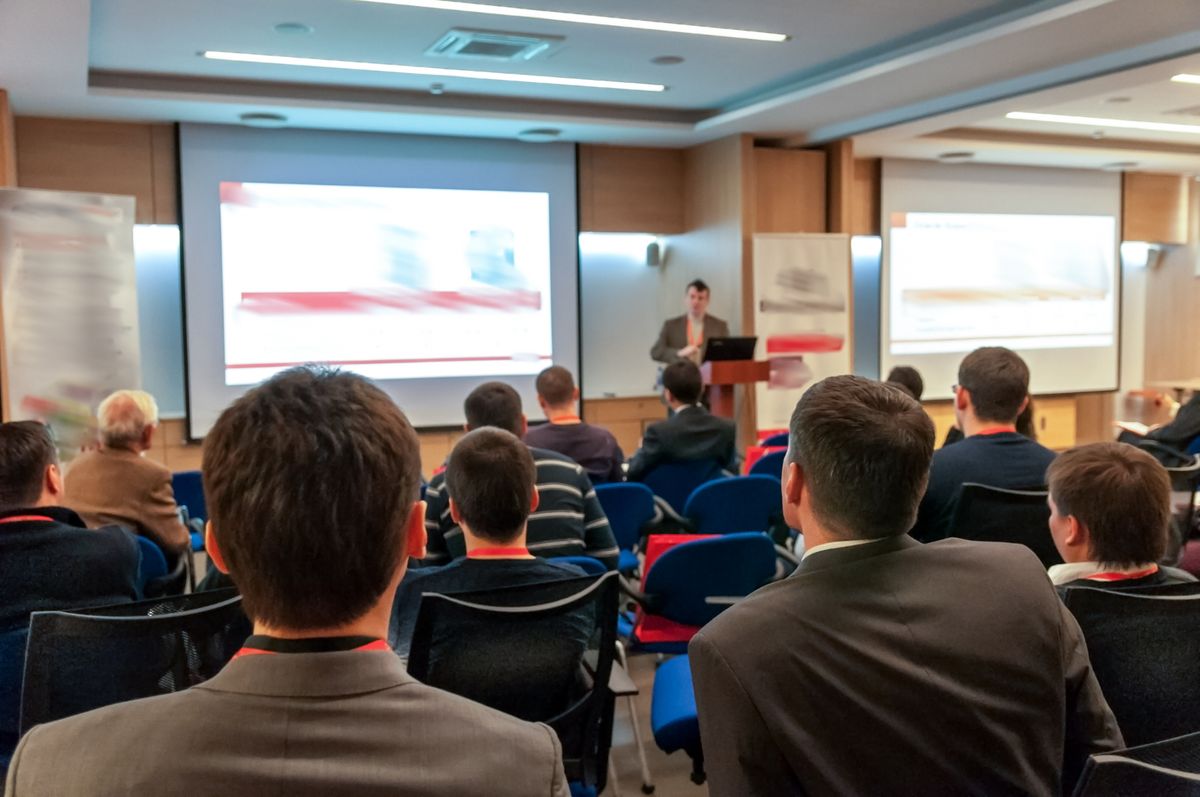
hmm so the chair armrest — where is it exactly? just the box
[619,574,662,613]
[775,544,801,568]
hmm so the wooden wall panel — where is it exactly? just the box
[850,158,881,236]
[823,140,853,234]
[1075,392,1116,446]
[0,90,16,188]
[1123,172,1189,244]
[752,148,826,234]
[578,144,685,234]
[1143,181,1200,383]
[149,124,178,224]
[582,395,665,454]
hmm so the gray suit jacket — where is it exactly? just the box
[650,313,731,364]
[6,650,569,796]
[689,534,1123,797]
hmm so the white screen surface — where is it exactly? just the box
[881,160,1120,399]
[179,124,578,437]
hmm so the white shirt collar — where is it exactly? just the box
[800,538,886,560]
[1047,560,1159,585]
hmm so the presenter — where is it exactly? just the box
[650,279,730,365]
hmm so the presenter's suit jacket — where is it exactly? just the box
[64,447,189,555]
[650,313,730,364]
[689,534,1123,797]
[626,405,737,480]
[5,649,569,797]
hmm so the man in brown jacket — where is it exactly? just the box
[6,367,569,796]
[63,390,188,557]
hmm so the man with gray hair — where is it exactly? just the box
[63,390,189,557]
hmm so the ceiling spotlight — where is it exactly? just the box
[651,55,685,66]
[937,151,974,163]
[517,127,561,142]
[1103,96,1132,104]
[1091,130,1105,139]
[238,112,289,127]
[1101,161,1138,171]
[273,22,314,34]
[430,82,445,95]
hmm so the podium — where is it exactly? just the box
[701,360,771,420]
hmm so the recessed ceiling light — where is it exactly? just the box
[238,112,289,127]
[1171,74,1200,85]
[351,0,788,42]
[1104,96,1132,104]
[517,127,561,142]
[937,151,974,163]
[1006,111,1200,135]
[274,22,314,35]
[1102,161,1138,171]
[651,55,685,66]
[201,51,666,92]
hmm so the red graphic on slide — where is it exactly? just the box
[238,289,542,314]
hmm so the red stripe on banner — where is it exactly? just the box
[227,355,552,370]
[766,334,845,354]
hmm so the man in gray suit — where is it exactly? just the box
[650,278,731,365]
[689,375,1122,796]
[6,367,568,797]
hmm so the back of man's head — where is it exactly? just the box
[535,366,576,407]
[97,390,158,449]
[446,427,536,543]
[886,366,924,401]
[0,421,57,511]
[788,375,934,539]
[203,366,421,630]
[464,382,523,434]
[957,347,1030,424]
[663,360,703,405]
[1048,442,1171,567]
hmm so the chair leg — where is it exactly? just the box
[607,757,623,797]
[689,752,706,786]
[615,642,654,794]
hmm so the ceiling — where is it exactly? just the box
[1,0,1200,164]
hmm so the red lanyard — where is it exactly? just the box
[549,414,582,424]
[1085,565,1159,582]
[686,316,703,347]
[975,426,1017,436]
[232,638,389,661]
[0,515,53,524]
[468,547,530,558]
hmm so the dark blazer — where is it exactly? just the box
[6,649,569,796]
[650,313,731,364]
[626,406,737,480]
[689,534,1123,797]
[1148,394,1200,449]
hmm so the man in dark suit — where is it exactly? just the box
[7,367,569,797]
[1048,442,1195,591]
[650,278,731,365]
[689,375,1122,796]
[626,360,737,480]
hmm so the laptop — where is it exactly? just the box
[703,336,758,362]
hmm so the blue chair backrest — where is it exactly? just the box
[0,626,28,772]
[1188,436,1200,457]
[760,432,789,447]
[171,470,205,523]
[551,556,608,576]
[749,450,786,480]
[594,483,656,551]
[683,475,782,535]
[643,533,777,627]
[135,536,168,588]
[640,459,725,514]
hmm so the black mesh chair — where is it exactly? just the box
[19,588,249,734]
[1063,586,1200,748]
[408,572,619,792]
[946,483,1061,567]
[1074,730,1200,796]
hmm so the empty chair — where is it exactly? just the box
[651,654,705,785]
[749,450,786,481]
[1165,455,1200,541]
[171,470,207,552]
[594,482,656,575]
[20,589,249,734]
[684,475,782,535]
[1074,730,1200,796]
[1063,586,1200,747]
[946,483,1061,568]
[135,535,186,598]
[639,459,726,515]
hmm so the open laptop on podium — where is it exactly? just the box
[703,336,757,362]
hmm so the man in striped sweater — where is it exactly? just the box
[422,382,618,570]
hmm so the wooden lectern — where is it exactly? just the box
[701,360,771,419]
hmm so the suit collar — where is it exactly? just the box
[197,649,415,698]
[797,533,919,574]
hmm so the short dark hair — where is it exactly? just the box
[958,347,1030,424]
[464,382,523,434]
[445,427,536,543]
[203,367,421,630]
[886,366,924,401]
[0,421,57,511]
[1048,442,1171,567]
[686,279,710,294]
[536,366,576,407]
[663,360,703,405]
[788,375,934,538]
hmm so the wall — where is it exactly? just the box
[1143,180,1200,384]
[577,145,685,234]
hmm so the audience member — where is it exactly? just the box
[885,365,924,400]
[391,427,590,655]
[911,347,1056,541]
[943,393,1038,447]
[423,382,618,569]
[626,360,737,480]
[0,421,139,776]
[63,390,189,558]
[1047,442,1195,591]
[650,278,730,365]
[688,375,1122,795]
[1121,391,1200,452]
[5,367,568,796]
[524,366,624,484]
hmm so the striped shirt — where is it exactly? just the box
[422,446,619,570]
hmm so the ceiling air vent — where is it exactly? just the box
[425,29,564,62]
[1162,104,1200,118]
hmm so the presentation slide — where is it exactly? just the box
[219,181,552,386]
[889,212,1116,356]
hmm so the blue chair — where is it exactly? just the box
[551,556,607,576]
[749,450,786,481]
[760,432,789,447]
[651,654,705,785]
[639,459,725,515]
[0,627,29,777]
[1188,436,1200,456]
[136,536,185,598]
[594,483,656,575]
[171,470,206,552]
[683,475,782,535]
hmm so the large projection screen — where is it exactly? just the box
[179,124,579,438]
[880,159,1121,401]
